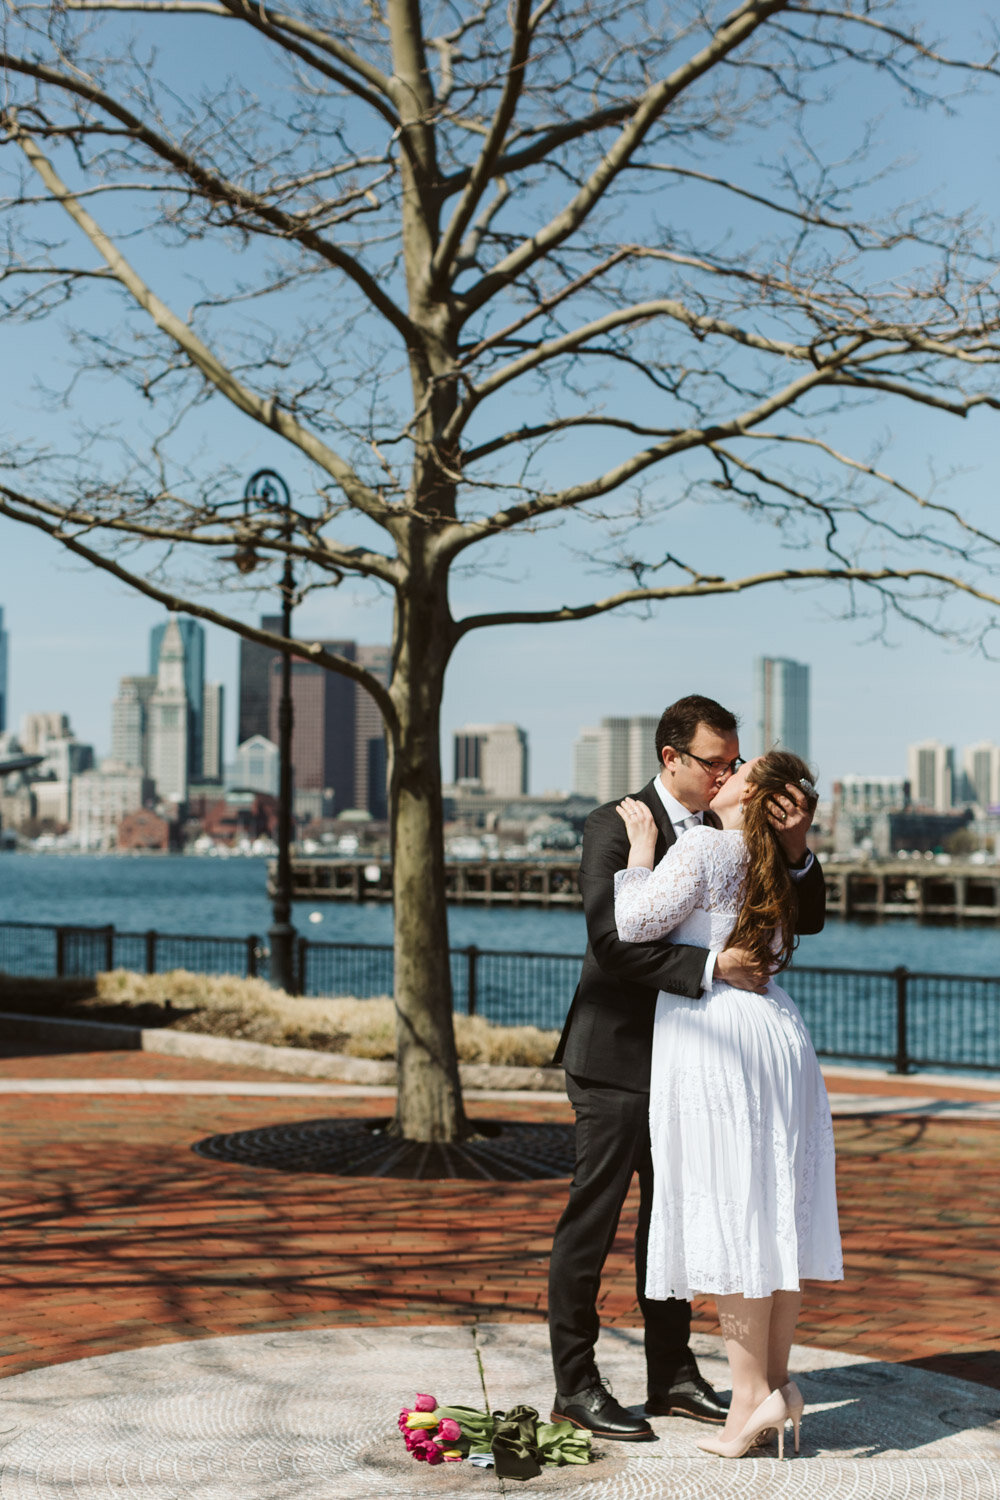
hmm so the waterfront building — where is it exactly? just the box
[832,775,909,856]
[111,675,157,770]
[19,712,70,755]
[237,614,283,744]
[147,616,190,804]
[270,640,358,813]
[453,723,529,797]
[117,807,173,851]
[233,735,280,795]
[961,742,1000,811]
[33,779,71,828]
[71,762,151,849]
[0,607,7,732]
[149,616,204,779]
[202,682,225,782]
[355,645,390,818]
[907,740,954,811]
[755,657,810,761]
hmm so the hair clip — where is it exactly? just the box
[799,777,818,799]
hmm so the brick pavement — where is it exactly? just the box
[0,1047,997,1394]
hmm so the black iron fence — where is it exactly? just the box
[0,920,998,1075]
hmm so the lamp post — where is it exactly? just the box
[243,468,297,994]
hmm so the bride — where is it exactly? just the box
[614,749,843,1460]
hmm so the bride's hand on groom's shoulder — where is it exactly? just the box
[616,797,657,869]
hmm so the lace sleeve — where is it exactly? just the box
[613,827,713,943]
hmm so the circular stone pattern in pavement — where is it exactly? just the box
[193,1116,577,1179]
[0,1325,997,1499]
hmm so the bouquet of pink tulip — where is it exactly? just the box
[397,1393,592,1472]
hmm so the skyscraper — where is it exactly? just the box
[355,645,390,818]
[237,614,283,745]
[907,740,954,811]
[0,607,7,733]
[962,742,1000,810]
[149,616,204,779]
[201,682,225,782]
[755,657,810,761]
[270,640,357,812]
[110,674,157,770]
[147,616,189,803]
[572,728,602,800]
[572,716,658,803]
[452,723,529,797]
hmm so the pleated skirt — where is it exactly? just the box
[646,980,844,1301]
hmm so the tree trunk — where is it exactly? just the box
[388,581,468,1142]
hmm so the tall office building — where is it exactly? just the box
[270,639,358,812]
[201,682,225,782]
[572,728,602,800]
[755,657,810,761]
[111,674,157,770]
[961,741,1000,810]
[453,723,529,797]
[147,616,190,803]
[572,716,659,803]
[0,607,7,733]
[149,616,204,779]
[907,740,954,811]
[355,645,390,818]
[237,614,283,745]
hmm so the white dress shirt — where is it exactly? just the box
[651,773,813,993]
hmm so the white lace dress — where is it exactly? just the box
[614,826,843,1301]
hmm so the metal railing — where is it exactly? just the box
[0,920,998,1075]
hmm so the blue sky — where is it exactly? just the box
[2,1,999,793]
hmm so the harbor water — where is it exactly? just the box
[1,852,998,975]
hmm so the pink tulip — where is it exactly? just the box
[397,1409,412,1432]
[409,1431,434,1449]
[425,1444,444,1465]
[414,1393,437,1412]
[436,1418,462,1442]
[412,1445,428,1462]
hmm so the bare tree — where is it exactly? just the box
[3,0,1000,1140]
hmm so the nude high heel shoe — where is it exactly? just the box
[696,1389,790,1460]
[780,1381,803,1454]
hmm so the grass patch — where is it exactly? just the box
[0,970,561,1068]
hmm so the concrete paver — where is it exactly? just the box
[0,1323,996,1498]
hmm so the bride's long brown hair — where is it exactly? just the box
[724,750,819,976]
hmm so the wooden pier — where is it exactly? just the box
[282,856,582,907]
[281,855,1000,921]
[823,861,1000,922]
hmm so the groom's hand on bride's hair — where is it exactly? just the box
[716,946,771,993]
[766,782,811,865]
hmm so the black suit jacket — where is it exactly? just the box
[554,778,826,1092]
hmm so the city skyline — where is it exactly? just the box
[4,571,999,804]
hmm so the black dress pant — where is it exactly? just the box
[548,1072,692,1396]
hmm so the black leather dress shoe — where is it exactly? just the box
[551,1381,655,1441]
[645,1369,730,1423]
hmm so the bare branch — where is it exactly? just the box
[453,566,1000,639]
[0,488,400,735]
[6,117,392,524]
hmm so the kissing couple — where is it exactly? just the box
[548,694,843,1459]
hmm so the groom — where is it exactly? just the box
[548,694,824,1440]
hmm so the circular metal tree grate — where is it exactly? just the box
[193,1116,576,1181]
